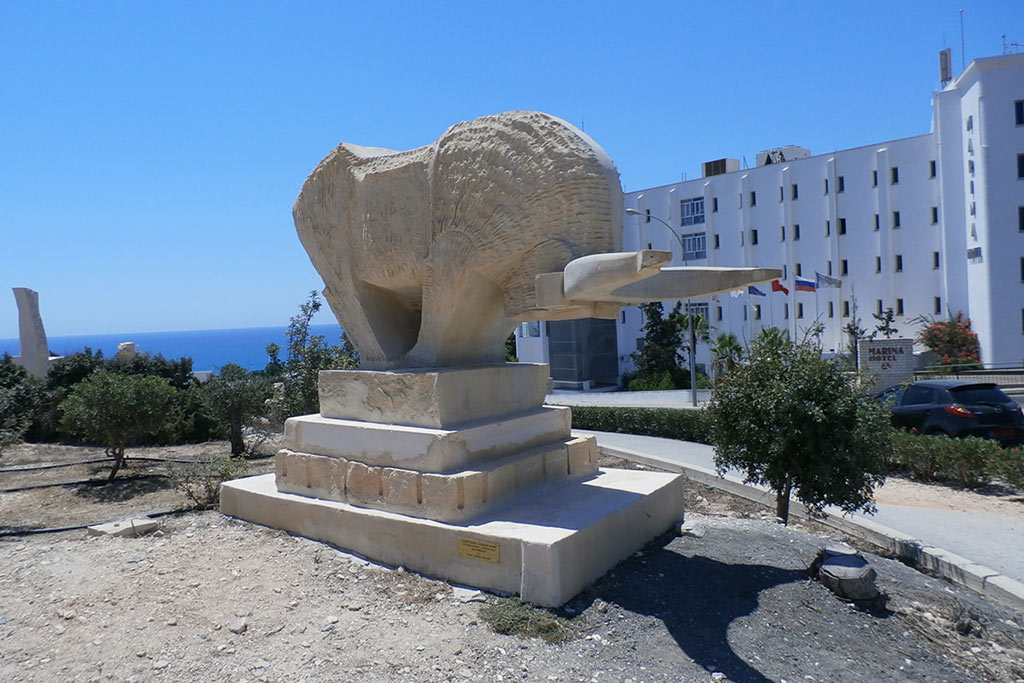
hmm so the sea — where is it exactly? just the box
[0,324,346,373]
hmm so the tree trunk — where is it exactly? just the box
[775,477,793,525]
[107,447,126,482]
[229,414,244,456]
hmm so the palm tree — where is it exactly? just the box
[753,326,790,355]
[710,333,744,378]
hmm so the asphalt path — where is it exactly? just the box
[575,429,1024,585]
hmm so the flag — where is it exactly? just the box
[748,285,766,296]
[795,277,817,292]
[729,289,743,298]
[770,279,789,295]
[816,271,841,288]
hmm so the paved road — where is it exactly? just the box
[576,429,1024,585]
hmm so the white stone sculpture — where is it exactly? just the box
[11,287,57,378]
[223,112,781,606]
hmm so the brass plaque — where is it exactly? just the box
[457,537,500,563]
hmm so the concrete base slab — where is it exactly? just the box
[222,468,684,607]
[87,519,158,537]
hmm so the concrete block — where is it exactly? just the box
[567,435,597,476]
[221,467,686,607]
[983,574,1024,613]
[542,448,569,483]
[319,364,550,428]
[461,471,487,513]
[382,468,422,510]
[282,407,571,473]
[87,519,158,537]
[346,461,382,506]
[515,452,544,490]
[422,473,462,514]
[484,460,516,505]
[307,454,343,499]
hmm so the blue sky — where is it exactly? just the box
[0,1,1018,338]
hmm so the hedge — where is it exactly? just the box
[569,406,712,444]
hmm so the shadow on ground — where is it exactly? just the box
[72,473,172,503]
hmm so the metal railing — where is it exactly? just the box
[914,361,1024,388]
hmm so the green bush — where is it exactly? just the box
[201,364,273,456]
[172,456,247,508]
[0,356,44,455]
[570,406,712,444]
[891,430,1003,489]
[989,447,1024,490]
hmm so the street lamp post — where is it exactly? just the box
[624,208,700,407]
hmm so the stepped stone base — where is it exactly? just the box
[221,468,686,607]
[275,435,598,523]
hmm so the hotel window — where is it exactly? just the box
[970,201,976,216]
[682,232,707,260]
[891,167,899,184]
[838,217,847,235]
[872,170,878,186]
[780,225,786,241]
[933,252,940,269]
[970,180,975,195]
[892,211,901,228]
[825,220,831,236]
[1019,206,1024,231]
[1019,256,1024,282]
[750,229,758,245]
[779,186,784,201]
[681,197,705,226]
[740,231,745,246]
[824,178,829,194]
[783,264,788,279]
[1017,153,1024,179]
[828,301,834,318]
[791,183,799,200]
[895,254,903,272]
[796,262,802,277]
[641,209,651,222]
[935,297,942,314]
[797,303,804,319]
[929,160,937,177]
[841,259,848,275]
[1022,309,1024,334]
[712,197,718,212]
[621,310,625,324]
[716,306,723,321]
[754,304,761,320]
[968,159,975,175]
[843,300,850,317]
[931,206,938,224]
[1016,99,1024,125]
[873,214,880,231]
[875,256,882,273]
[743,305,748,321]
[966,115,973,131]
[827,260,833,276]
[750,191,756,206]
[784,303,789,319]
[837,175,845,192]
[877,300,884,315]
[793,224,800,240]
[521,321,541,337]
[713,233,720,249]
[897,299,904,315]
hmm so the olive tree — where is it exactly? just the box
[705,334,891,524]
[202,363,272,456]
[59,371,176,481]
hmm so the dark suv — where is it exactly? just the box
[875,380,1024,446]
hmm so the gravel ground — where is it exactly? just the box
[2,504,1023,682]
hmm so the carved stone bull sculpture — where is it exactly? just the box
[294,111,778,369]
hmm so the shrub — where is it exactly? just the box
[172,456,247,508]
[570,406,712,444]
[706,335,891,524]
[916,312,981,367]
[479,599,574,643]
[59,371,177,480]
[201,364,273,456]
[989,447,1024,490]
[0,356,43,456]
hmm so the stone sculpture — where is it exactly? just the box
[11,287,56,378]
[223,111,780,606]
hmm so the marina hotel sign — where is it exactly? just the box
[858,339,914,391]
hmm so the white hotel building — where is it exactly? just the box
[517,52,1024,388]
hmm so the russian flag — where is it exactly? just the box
[794,277,817,292]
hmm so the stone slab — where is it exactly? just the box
[221,468,685,607]
[274,435,598,523]
[87,519,158,537]
[318,364,550,428]
[283,407,571,474]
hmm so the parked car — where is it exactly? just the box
[875,380,1024,446]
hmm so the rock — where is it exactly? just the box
[87,519,158,538]
[228,617,249,634]
[152,660,169,670]
[678,520,706,538]
[812,543,880,602]
[452,587,485,603]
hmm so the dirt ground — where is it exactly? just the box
[2,443,1024,682]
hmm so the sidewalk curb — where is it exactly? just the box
[599,444,1024,614]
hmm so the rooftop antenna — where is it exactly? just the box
[959,8,966,70]
[1004,35,1023,54]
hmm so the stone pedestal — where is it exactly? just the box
[221,363,685,606]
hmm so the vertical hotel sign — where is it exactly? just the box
[858,338,914,391]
